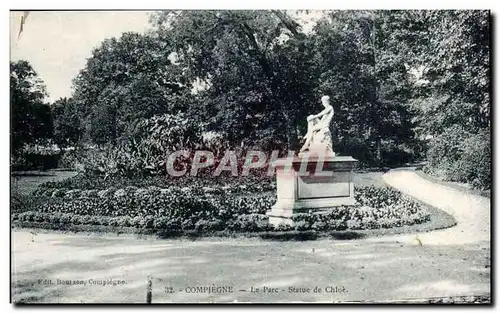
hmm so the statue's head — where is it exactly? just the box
[321,95,330,107]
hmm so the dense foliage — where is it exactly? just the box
[11,150,61,171]
[11,10,490,189]
[424,126,490,189]
[51,98,83,150]
[10,61,52,156]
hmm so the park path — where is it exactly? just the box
[11,169,491,303]
[380,168,490,246]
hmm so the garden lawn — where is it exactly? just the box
[11,171,77,195]
[353,171,386,187]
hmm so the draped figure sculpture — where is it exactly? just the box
[299,95,335,157]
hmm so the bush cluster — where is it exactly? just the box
[11,152,61,171]
[11,191,38,213]
[425,125,490,190]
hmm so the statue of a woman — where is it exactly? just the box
[299,95,335,157]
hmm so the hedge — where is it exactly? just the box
[11,152,61,171]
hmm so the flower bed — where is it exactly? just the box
[13,185,430,234]
[35,173,276,194]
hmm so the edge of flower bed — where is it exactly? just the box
[11,202,456,241]
[377,170,459,235]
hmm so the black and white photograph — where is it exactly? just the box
[9,8,491,304]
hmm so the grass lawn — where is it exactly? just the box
[353,170,387,187]
[11,170,77,195]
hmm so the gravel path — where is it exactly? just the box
[380,168,490,246]
[11,169,491,303]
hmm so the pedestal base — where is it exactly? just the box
[266,155,358,227]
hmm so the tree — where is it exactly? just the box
[10,60,52,155]
[411,10,490,137]
[150,10,321,151]
[312,11,422,165]
[71,31,192,145]
[69,9,490,172]
[52,97,83,150]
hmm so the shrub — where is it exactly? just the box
[194,218,225,232]
[18,211,34,222]
[153,216,169,229]
[51,188,67,198]
[11,151,61,171]
[79,113,204,178]
[273,223,294,232]
[109,218,120,227]
[49,212,62,224]
[425,125,490,190]
[57,149,82,169]
[70,215,82,225]
[116,216,131,227]
[88,216,102,226]
[131,216,143,228]
[165,218,182,232]
[11,191,37,213]
[80,215,92,225]
[346,219,362,230]
[60,213,72,224]
[100,217,110,226]
[143,215,155,229]
[64,189,82,200]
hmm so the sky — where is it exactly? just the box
[10,11,152,103]
[9,10,324,103]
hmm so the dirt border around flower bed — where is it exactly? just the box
[11,200,456,241]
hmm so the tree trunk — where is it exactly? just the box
[283,110,292,150]
[376,137,382,167]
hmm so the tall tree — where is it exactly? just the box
[72,31,192,145]
[313,11,422,165]
[52,97,83,150]
[10,60,52,155]
[411,10,490,137]
[150,10,320,151]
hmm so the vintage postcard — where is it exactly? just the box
[10,9,491,304]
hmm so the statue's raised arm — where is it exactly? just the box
[311,101,333,120]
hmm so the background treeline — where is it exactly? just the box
[10,10,490,189]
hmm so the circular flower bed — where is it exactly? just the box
[13,184,430,234]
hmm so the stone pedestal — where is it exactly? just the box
[266,155,358,226]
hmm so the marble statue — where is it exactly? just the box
[299,95,335,157]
